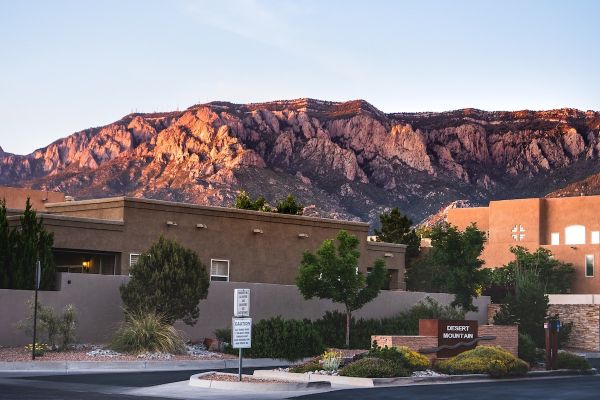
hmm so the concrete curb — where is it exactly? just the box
[189,372,331,391]
[253,368,598,387]
[0,358,291,372]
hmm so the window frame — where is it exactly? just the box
[210,259,230,281]
[592,231,600,245]
[585,254,594,278]
[129,253,140,267]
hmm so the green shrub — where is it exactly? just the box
[518,334,537,364]
[111,311,185,354]
[216,317,324,360]
[18,299,77,351]
[368,345,430,372]
[339,357,408,378]
[556,352,591,370]
[435,346,529,378]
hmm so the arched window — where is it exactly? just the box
[565,225,586,245]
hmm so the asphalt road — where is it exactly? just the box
[1,362,599,400]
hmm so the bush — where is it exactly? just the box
[111,311,185,354]
[435,346,529,378]
[339,357,408,378]
[368,345,429,372]
[518,334,537,364]
[120,236,209,326]
[18,299,77,351]
[556,352,591,370]
[216,317,325,360]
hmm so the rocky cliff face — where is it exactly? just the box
[1,99,599,224]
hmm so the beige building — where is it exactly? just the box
[448,196,600,294]
[3,190,407,289]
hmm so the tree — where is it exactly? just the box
[0,200,9,288]
[275,194,304,215]
[412,223,487,312]
[494,265,549,347]
[374,208,421,261]
[296,230,387,348]
[233,190,271,212]
[8,199,56,290]
[489,246,575,294]
[120,236,210,325]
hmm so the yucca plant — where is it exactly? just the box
[110,311,185,354]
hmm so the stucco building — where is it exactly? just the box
[448,196,600,294]
[3,189,406,289]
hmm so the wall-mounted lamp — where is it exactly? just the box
[82,260,91,269]
[298,233,309,238]
[166,221,178,226]
[384,253,394,258]
[570,246,577,250]
[196,223,208,229]
[253,228,264,234]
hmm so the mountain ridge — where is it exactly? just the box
[1,98,599,225]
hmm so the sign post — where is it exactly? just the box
[232,289,251,381]
[32,260,41,360]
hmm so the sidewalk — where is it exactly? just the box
[0,358,291,372]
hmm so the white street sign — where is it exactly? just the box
[234,288,250,317]
[232,317,252,349]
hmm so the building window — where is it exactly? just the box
[129,253,140,267]
[592,231,600,244]
[551,232,560,245]
[585,255,594,277]
[211,259,230,281]
[565,225,586,245]
[511,224,526,241]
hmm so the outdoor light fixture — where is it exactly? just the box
[298,233,309,238]
[253,228,264,234]
[166,220,178,226]
[384,253,394,258]
[82,260,91,269]
[196,223,208,229]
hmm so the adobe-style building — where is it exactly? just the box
[0,186,65,211]
[448,196,600,294]
[4,191,407,290]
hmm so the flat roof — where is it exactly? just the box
[45,196,370,228]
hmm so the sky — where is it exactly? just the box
[1,0,599,155]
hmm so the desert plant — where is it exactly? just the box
[321,350,343,371]
[275,194,303,215]
[120,236,209,325]
[289,358,322,373]
[24,343,50,356]
[111,311,185,354]
[18,299,77,350]
[339,357,408,378]
[435,346,529,378]
[556,352,591,370]
[368,345,429,372]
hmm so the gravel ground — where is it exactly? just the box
[199,373,293,383]
[0,344,235,362]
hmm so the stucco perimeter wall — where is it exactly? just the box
[0,273,490,346]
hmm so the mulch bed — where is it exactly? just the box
[0,346,235,362]
[199,373,293,383]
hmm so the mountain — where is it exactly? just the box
[1,99,600,224]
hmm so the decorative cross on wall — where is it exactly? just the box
[512,225,526,241]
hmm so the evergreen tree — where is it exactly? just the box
[120,236,210,325]
[296,230,387,348]
[10,199,56,290]
[374,208,421,261]
[275,194,304,215]
[233,190,271,212]
[0,200,10,288]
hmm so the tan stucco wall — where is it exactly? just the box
[0,273,490,346]
[0,186,65,211]
[41,197,406,287]
[448,196,600,293]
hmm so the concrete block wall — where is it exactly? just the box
[479,325,518,356]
